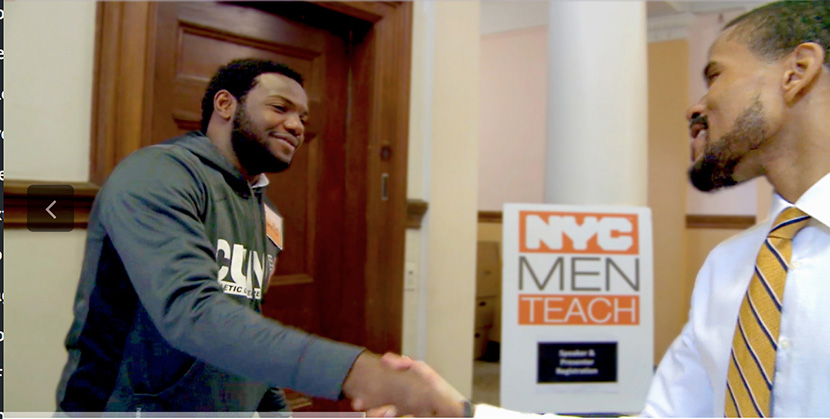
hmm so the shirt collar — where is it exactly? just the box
[769,171,830,228]
[250,173,270,190]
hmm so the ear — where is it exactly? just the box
[213,90,238,122]
[782,42,825,104]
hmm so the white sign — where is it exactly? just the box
[501,203,653,414]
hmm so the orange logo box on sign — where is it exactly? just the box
[519,211,639,255]
[518,294,639,325]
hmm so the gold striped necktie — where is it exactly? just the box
[724,206,810,417]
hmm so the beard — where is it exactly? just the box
[231,106,292,175]
[689,98,767,192]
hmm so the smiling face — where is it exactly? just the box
[231,73,309,175]
[687,27,786,192]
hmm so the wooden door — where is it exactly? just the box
[143,2,394,411]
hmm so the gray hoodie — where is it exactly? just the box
[56,132,363,413]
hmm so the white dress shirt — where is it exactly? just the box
[643,172,830,417]
[477,172,830,417]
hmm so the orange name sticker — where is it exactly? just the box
[263,205,284,250]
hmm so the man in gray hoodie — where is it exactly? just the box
[56,59,459,416]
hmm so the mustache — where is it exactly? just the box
[689,114,708,129]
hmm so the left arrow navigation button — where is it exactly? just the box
[46,200,58,219]
[27,185,74,232]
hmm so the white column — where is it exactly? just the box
[545,1,648,206]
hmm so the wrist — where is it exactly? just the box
[342,350,374,399]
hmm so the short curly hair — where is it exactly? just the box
[200,59,304,133]
[725,1,830,68]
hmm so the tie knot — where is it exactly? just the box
[768,207,810,240]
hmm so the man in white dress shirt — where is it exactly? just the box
[356,1,830,417]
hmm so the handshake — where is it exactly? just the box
[342,352,469,417]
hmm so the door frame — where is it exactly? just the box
[87,1,412,354]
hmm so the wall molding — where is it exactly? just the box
[474,210,756,231]
[478,210,503,224]
[686,214,756,230]
[406,199,428,229]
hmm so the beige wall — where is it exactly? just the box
[647,39,692,361]
[401,0,430,360]
[423,1,480,398]
[480,1,548,36]
[403,0,481,397]
[477,223,501,244]
[478,27,547,211]
[6,231,88,413]
[6,1,98,412]
[7,1,95,182]
[403,0,482,397]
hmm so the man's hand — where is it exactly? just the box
[343,352,466,417]
[349,352,467,417]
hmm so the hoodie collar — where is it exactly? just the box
[164,131,260,197]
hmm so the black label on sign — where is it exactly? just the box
[537,342,617,383]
